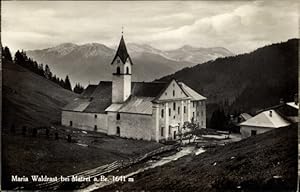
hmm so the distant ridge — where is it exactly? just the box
[158,39,299,118]
[26,42,233,86]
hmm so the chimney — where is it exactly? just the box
[269,110,272,117]
[279,98,284,104]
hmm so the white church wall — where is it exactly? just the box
[61,111,108,133]
[107,112,154,141]
[158,80,188,101]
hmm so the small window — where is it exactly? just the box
[69,121,73,127]
[116,113,120,120]
[94,114,97,118]
[193,112,195,118]
[126,67,129,74]
[116,67,120,74]
[174,131,177,139]
[117,59,120,64]
[169,108,171,116]
[173,102,176,110]
[178,107,180,114]
[251,130,257,136]
[165,92,167,96]
[173,115,175,119]
[173,90,175,97]
[161,109,164,118]
[116,126,120,136]
[94,125,97,131]
[184,106,186,113]
[161,127,164,137]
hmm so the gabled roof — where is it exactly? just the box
[63,98,91,112]
[118,96,154,115]
[286,102,299,109]
[64,80,207,114]
[111,35,133,64]
[178,82,206,101]
[83,81,112,113]
[153,79,190,102]
[240,110,290,128]
[81,85,97,97]
[64,81,167,113]
[131,82,167,97]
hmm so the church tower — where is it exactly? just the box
[111,35,133,103]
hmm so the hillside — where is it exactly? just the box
[159,39,299,118]
[26,43,233,86]
[105,124,298,191]
[2,61,78,129]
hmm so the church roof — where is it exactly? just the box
[118,96,154,115]
[111,35,133,64]
[81,85,98,97]
[178,82,206,101]
[63,80,206,114]
[63,81,167,113]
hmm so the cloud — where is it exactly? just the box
[2,0,298,54]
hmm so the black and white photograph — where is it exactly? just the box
[1,0,299,191]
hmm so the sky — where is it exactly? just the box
[1,0,299,54]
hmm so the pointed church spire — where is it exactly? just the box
[111,34,133,65]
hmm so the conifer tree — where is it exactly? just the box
[64,75,72,91]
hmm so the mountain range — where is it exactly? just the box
[26,43,233,86]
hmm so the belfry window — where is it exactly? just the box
[126,67,130,74]
[116,67,121,74]
[116,113,120,120]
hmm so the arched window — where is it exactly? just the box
[116,113,120,120]
[69,121,73,127]
[116,67,120,74]
[94,125,97,131]
[126,67,130,74]
[116,126,120,136]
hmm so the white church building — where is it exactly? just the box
[61,35,207,142]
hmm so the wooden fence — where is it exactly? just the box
[31,144,178,190]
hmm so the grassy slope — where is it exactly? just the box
[106,125,297,191]
[2,61,163,190]
[2,61,77,128]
